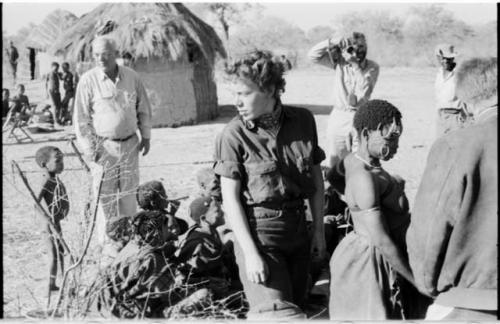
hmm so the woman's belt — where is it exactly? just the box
[249,199,305,211]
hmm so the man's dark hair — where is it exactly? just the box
[225,50,286,97]
[3,88,9,96]
[62,62,70,69]
[35,146,61,168]
[353,99,402,134]
[136,180,167,211]
[51,62,59,69]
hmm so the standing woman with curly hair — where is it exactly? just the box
[328,99,430,320]
[213,50,326,319]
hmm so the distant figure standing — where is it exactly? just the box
[308,32,379,169]
[434,44,470,137]
[5,41,19,83]
[407,57,497,320]
[46,62,62,126]
[29,47,36,80]
[60,62,75,125]
[74,36,152,253]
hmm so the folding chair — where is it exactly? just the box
[2,106,34,143]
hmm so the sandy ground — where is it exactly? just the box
[2,66,437,318]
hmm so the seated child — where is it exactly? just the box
[11,84,32,122]
[99,209,187,318]
[177,196,242,296]
[35,146,69,292]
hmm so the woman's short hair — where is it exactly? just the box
[225,50,286,96]
[353,99,402,134]
[455,57,497,105]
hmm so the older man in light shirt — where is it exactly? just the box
[308,32,379,169]
[434,44,470,137]
[74,36,152,251]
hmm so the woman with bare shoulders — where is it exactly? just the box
[328,99,429,320]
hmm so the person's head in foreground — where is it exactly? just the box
[455,57,497,116]
[136,180,188,237]
[35,146,64,175]
[189,196,224,229]
[93,36,119,74]
[353,99,403,163]
[225,50,286,122]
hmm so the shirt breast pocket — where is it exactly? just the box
[245,161,283,203]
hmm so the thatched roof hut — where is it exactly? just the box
[25,9,78,51]
[50,3,226,127]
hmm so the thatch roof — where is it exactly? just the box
[24,9,78,50]
[49,3,226,64]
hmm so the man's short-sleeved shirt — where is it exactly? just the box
[214,104,325,206]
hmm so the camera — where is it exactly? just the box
[346,46,355,54]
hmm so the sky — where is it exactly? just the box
[2,1,497,35]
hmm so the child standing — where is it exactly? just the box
[35,146,69,292]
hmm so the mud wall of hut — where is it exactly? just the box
[135,58,198,128]
[192,55,219,122]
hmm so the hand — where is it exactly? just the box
[245,251,269,284]
[310,232,327,262]
[139,137,150,156]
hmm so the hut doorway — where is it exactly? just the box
[28,48,36,80]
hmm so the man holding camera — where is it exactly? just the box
[434,44,470,137]
[308,32,379,169]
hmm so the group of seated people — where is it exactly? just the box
[94,166,367,319]
[94,168,244,319]
[3,84,64,133]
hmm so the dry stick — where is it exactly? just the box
[11,161,74,261]
[68,139,90,173]
[51,167,105,319]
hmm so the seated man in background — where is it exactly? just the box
[407,57,497,320]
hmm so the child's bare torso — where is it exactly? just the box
[40,175,69,222]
